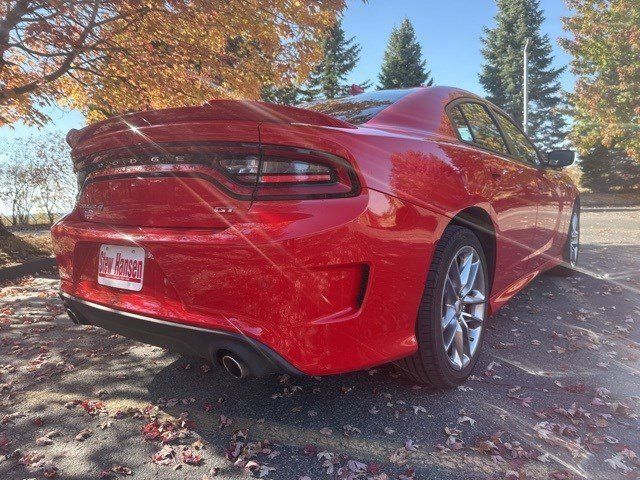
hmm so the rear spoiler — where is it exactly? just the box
[66,100,355,148]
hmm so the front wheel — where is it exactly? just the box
[399,226,489,388]
[549,206,580,277]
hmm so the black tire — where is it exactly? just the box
[398,225,489,388]
[549,205,580,277]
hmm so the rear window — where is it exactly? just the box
[302,89,414,125]
[457,102,509,155]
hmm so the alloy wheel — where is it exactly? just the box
[569,211,580,267]
[441,246,486,370]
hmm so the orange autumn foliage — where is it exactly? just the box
[0,0,347,126]
[562,0,640,161]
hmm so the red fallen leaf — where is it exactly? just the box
[181,448,202,465]
[152,445,176,466]
[564,383,587,394]
[43,466,59,478]
[473,439,498,455]
[367,462,381,474]
[203,402,213,412]
[226,442,243,460]
[181,418,197,430]
[99,465,133,477]
[81,400,105,415]
[303,444,317,455]
[401,467,416,479]
[142,421,161,441]
[0,435,10,452]
[142,420,184,443]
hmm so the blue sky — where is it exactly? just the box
[2,0,574,139]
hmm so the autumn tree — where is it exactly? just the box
[32,132,76,222]
[480,0,567,150]
[0,0,347,125]
[562,0,640,191]
[378,18,433,89]
[0,140,40,226]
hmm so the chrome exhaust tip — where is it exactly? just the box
[221,354,249,379]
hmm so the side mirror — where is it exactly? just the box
[546,149,575,168]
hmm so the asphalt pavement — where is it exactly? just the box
[0,205,638,480]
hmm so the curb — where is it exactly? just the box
[0,256,56,282]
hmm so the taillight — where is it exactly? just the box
[259,159,333,184]
[74,143,360,202]
[218,146,359,200]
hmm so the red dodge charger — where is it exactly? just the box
[51,87,579,388]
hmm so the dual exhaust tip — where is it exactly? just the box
[67,306,250,379]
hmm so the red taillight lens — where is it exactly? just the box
[259,159,333,184]
[217,146,359,200]
[76,143,360,202]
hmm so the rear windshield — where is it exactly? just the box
[301,89,414,125]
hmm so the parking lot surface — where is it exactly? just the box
[0,206,639,479]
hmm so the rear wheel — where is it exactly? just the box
[399,226,488,388]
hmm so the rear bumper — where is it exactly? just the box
[52,190,447,375]
[61,293,301,377]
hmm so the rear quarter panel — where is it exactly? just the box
[260,123,544,302]
[260,123,500,278]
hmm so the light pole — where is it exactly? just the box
[523,38,530,134]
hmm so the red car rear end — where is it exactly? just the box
[52,92,440,377]
[53,87,579,385]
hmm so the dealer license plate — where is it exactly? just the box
[97,244,145,291]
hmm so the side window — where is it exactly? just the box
[448,106,474,142]
[494,112,540,166]
[458,103,509,155]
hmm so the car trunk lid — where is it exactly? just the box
[70,101,354,229]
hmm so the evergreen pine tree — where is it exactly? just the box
[261,84,302,106]
[579,144,640,193]
[480,0,567,150]
[378,18,433,89]
[303,21,367,101]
